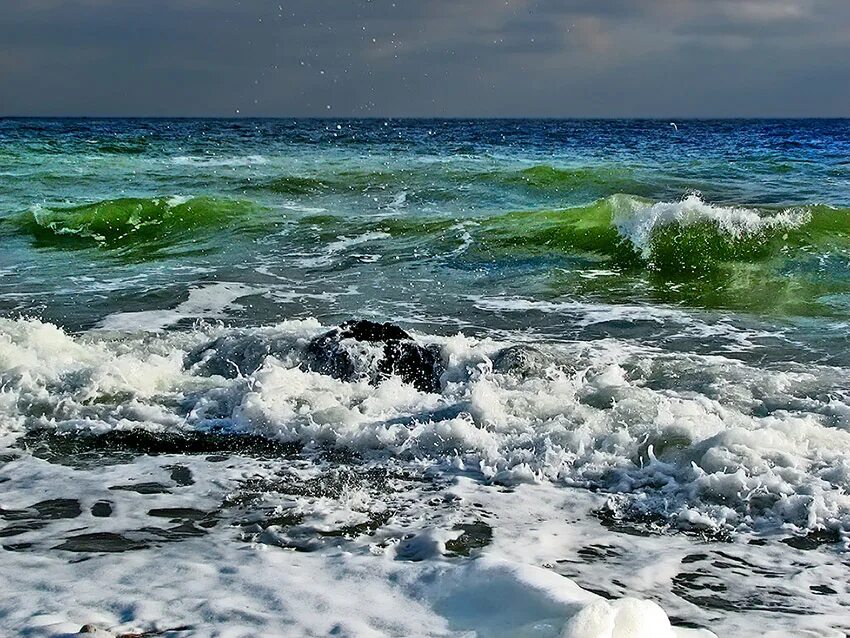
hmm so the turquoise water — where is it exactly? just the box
[2,119,850,335]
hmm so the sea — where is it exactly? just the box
[1,118,849,637]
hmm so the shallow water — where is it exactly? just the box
[1,118,849,637]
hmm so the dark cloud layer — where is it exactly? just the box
[1,0,848,117]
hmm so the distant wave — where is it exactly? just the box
[255,163,653,201]
[12,196,260,254]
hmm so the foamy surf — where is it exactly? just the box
[3,311,850,635]
[3,320,850,635]
[4,315,850,534]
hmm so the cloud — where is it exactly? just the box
[0,0,848,116]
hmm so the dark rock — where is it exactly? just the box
[57,532,150,553]
[1,499,83,521]
[301,329,357,381]
[147,507,212,521]
[57,531,150,553]
[445,521,493,556]
[781,528,842,550]
[109,482,172,495]
[16,429,301,466]
[0,520,47,537]
[91,501,113,518]
[169,464,194,486]
[32,498,83,520]
[302,320,443,393]
[337,321,411,342]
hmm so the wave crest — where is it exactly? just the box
[613,194,808,259]
[14,196,259,251]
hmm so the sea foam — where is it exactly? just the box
[3,315,849,537]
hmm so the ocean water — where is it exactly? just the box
[1,118,850,637]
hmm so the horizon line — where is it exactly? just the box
[1,114,849,121]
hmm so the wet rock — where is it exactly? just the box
[0,520,48,538]
[108,482,172,495]
[91,501,113,518]
[17,429,301,465]
[32,498,82,519]
[303,320,443,393]
[184,332,292,378]
[147,507,212,521]
[1,499,82,521]
[56,532,149,552]
[781,528,841,550]
[490,345,548,376]
[169,464,194,486]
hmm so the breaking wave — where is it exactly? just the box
[2,315,849,540]
[292,193,850,275]
[480,194,850,273]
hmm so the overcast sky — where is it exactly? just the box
[1,0,848,117]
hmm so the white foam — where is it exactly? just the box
[164,194,193,207]
[3,316,850,536]
[611,194,807,257]
[0,536,713,638]
[171,154,269,167]
[96,281,264,332]
[0,446,842,636]
[294,231,391,267]
[3,316,850,635]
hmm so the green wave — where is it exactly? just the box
[14,196,259,254]
[258,164,651,200]
[296,194,850,273]
[95,138,149,155]
[482,196,850,314]
[496,164,649,193]
[476,196,850,274]
[295,194,850,314]
[13,190,848,313]
[474,196,640,265]
[263,175,330,196]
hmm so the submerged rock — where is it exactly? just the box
[184,332,292,378]
[303,320,443,393]
[490,345,548,376]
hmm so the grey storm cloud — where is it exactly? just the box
[0,0,848,117]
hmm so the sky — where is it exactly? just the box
[1,0,848,118]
